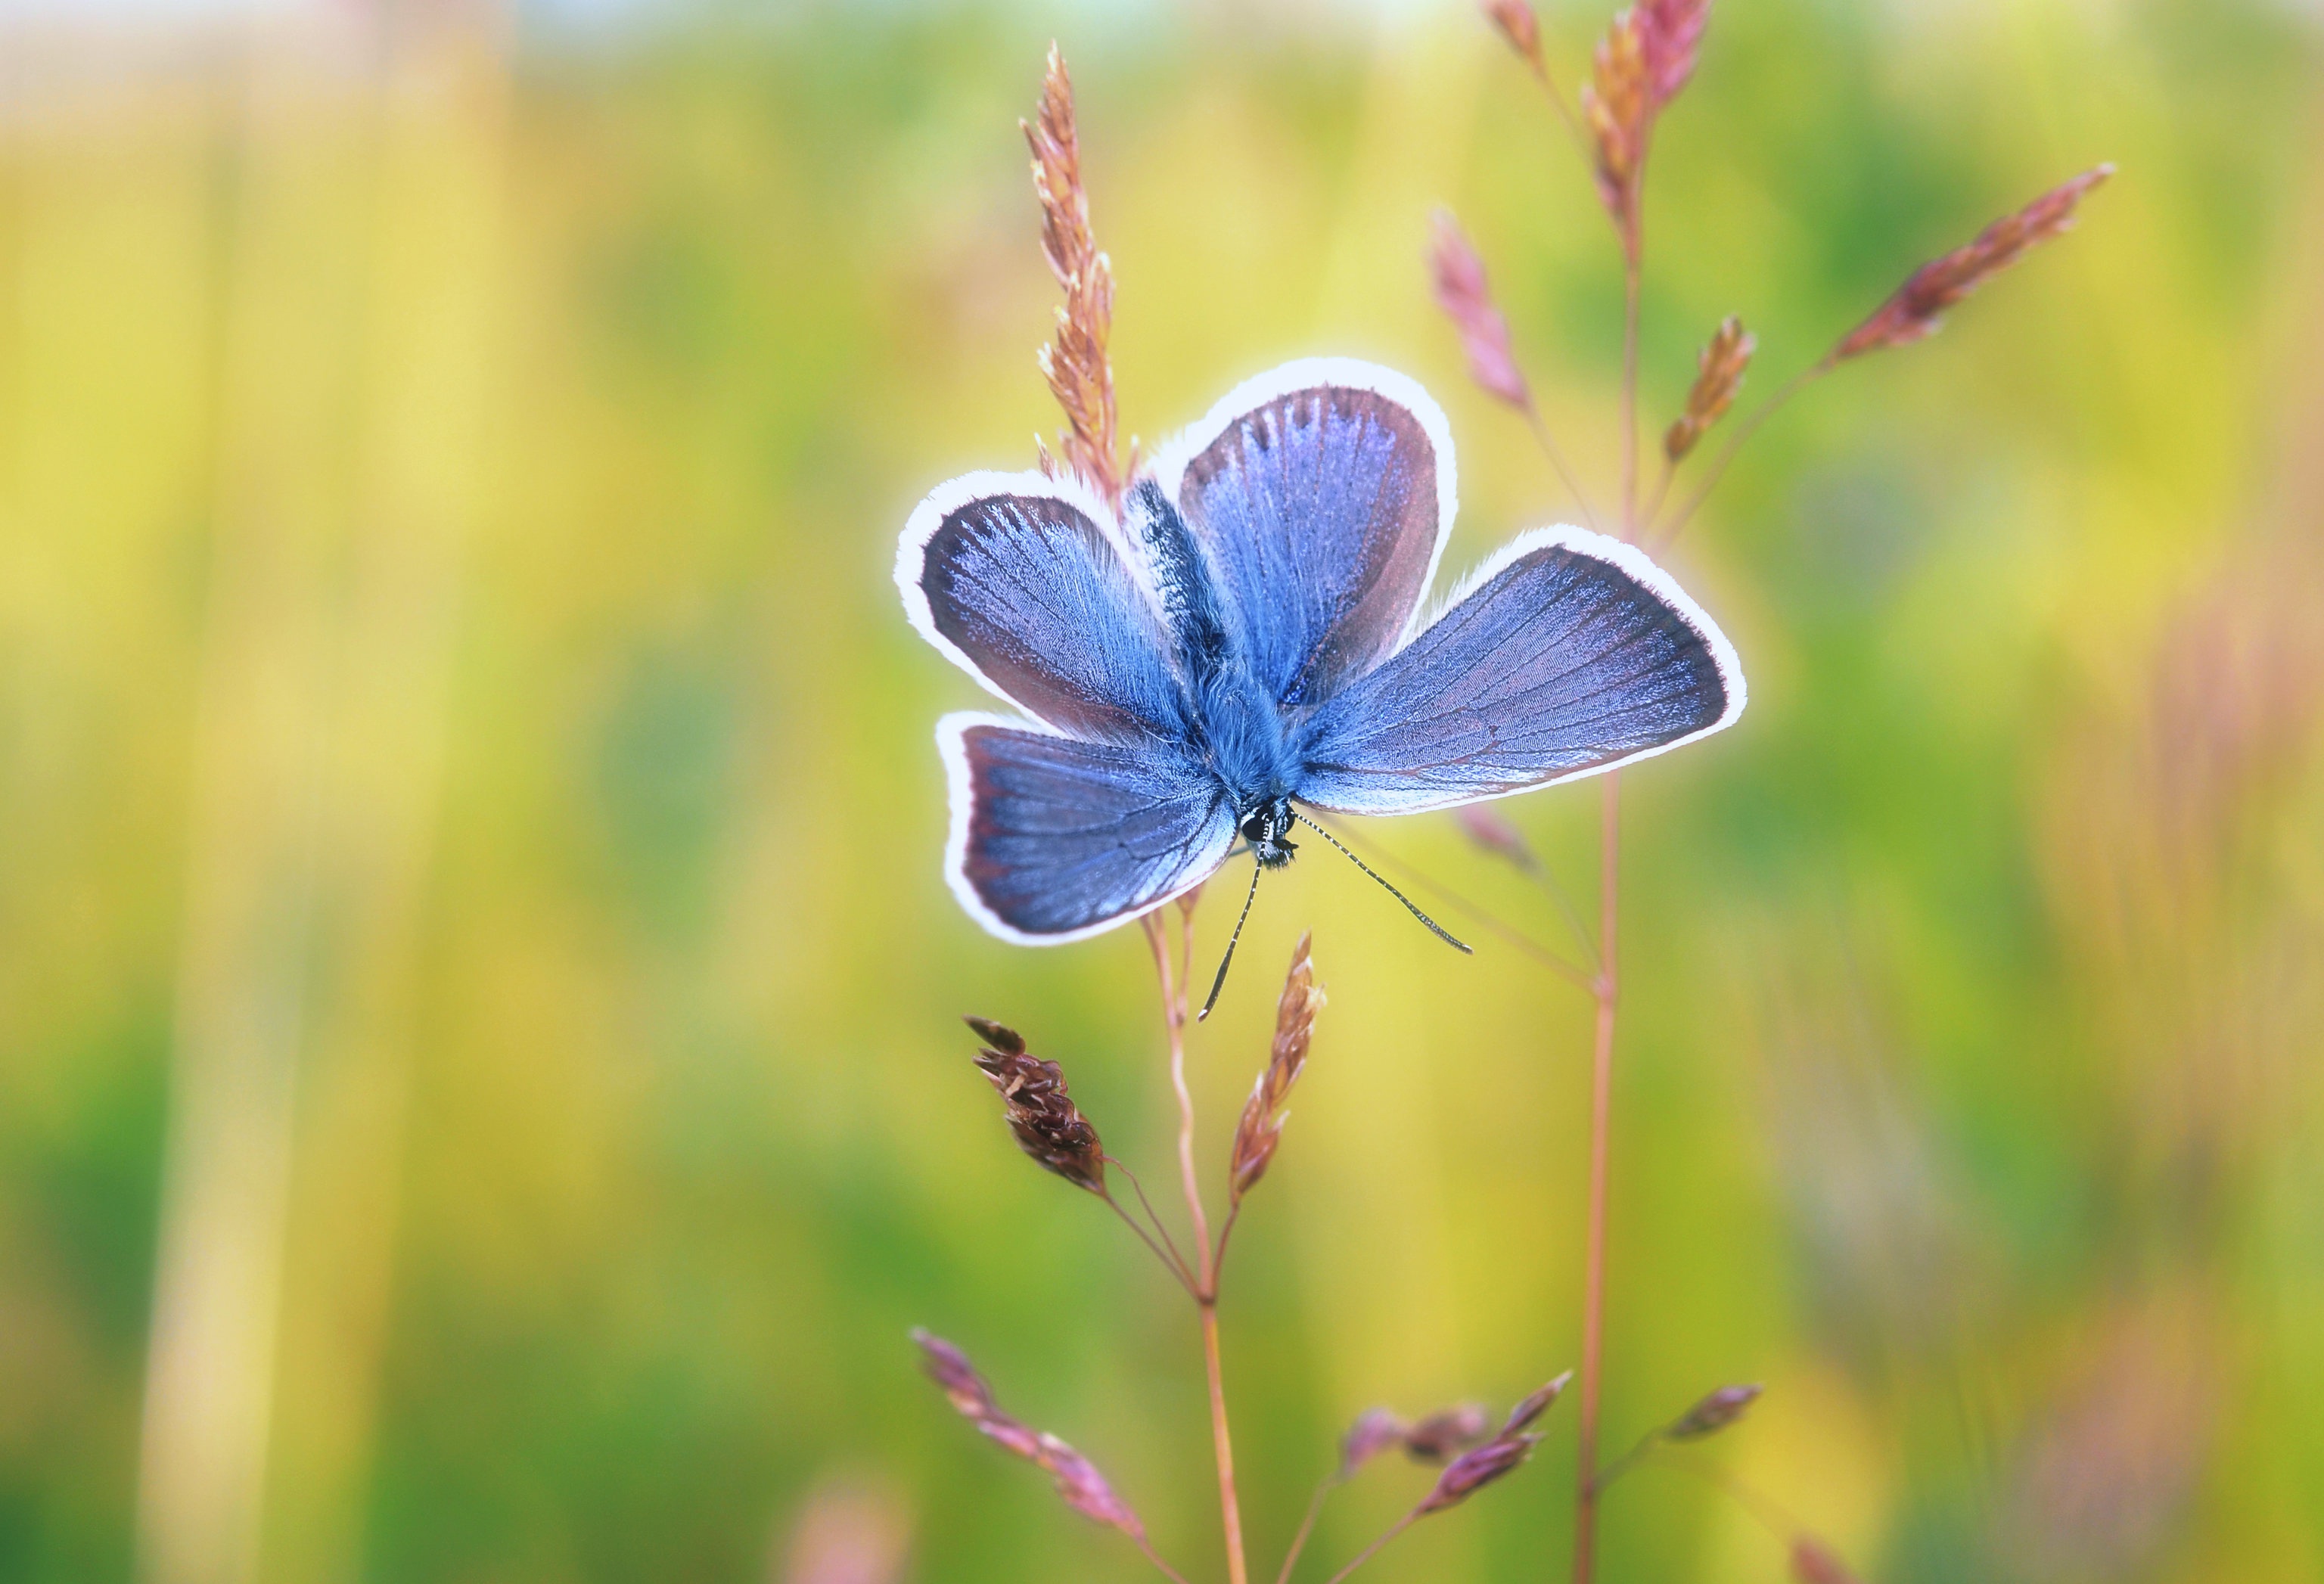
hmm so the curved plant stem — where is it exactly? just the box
[1571,770,1621,1584]
[1145,914,1249,1584]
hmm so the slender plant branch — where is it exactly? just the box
[1526,401,1602,531]
[1585,1424,1658,1497]
[1571,769,1622,1584]
[1308,815,1595,991]
[1320,1508,1418,1584]
[1212,1200,1244,1282]
[1132,1531,1199,1584]
[1620,234,1643,540]
[1275,1477,1336,1584]
[1518,40,1588,152]
[1642,452,1676,537]
[1144,913,1249,1584]
[1199,1307,1247,1584]
[1101,1160,1198,1295]
[1653,357,1830,549]
[1113,1154,1196,1286]
[1644,1450,1807,1544]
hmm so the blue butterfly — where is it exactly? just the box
[897,359,1745,992]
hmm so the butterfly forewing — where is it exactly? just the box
[1294,530,1744,815]
[899,474,1185,743]
[1160,360,1454,710]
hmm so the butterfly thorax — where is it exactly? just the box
[1131,480,1306,858]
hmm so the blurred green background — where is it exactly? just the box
[5,1,2323,1580]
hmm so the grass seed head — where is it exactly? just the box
[1401,1402,1491,1463]
[1502,1371,1574,1433]
[1665,315,1755,461]
[1481,0,1545,73]
[911,1330,1144,1538]
[967,1020,1106,1194]
[1417,1430,1543,1513]
[1229,933,1325,1205]
[1429,211,1532,410]
[1666,1382,1763,1440]
[1023,43,1123,504]
[1338,1408,1407,1480]
[1835,165,2114,362]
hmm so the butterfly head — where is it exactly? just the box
[1238,797,1300,870]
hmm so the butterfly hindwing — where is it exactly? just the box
[1294,530,1745,815]
[1157,359,1454,710]
[899,473,1185,743]
[941,715,1236,944]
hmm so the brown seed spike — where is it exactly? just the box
[1228,933,1325,1205]
[1665,315,1755,461]
[970,1029,1106,1194]
[1022,43,1123,506]
[1429,212,1532,411]
[1833,165,2114,362]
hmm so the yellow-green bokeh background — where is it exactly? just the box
[6,2,2324,1580]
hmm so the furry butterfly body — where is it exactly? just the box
[897,359,1745,947]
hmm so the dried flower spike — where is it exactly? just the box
[1664,315,1754,461]
[1429,212,1532,410]
[1665,1382,1763,1440]
[1400,1403,1490,1463]
[967,1019,1106,1194]
[1023,43,1123,504]
[1834,165,2113,362]
[1228,933,1325,1205]
[911,1330,1146,1539]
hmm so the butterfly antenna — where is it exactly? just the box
[1295,812,1473,955]
[1198,859,1264,1022]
